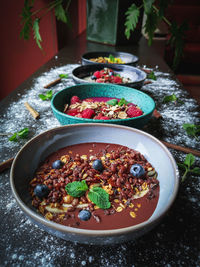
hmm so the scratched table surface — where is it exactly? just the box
[0,34,199,267]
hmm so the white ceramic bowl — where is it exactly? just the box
[10,124,179,245]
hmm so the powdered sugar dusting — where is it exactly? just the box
[0,65,199,266]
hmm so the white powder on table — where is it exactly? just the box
[0,64,199,267]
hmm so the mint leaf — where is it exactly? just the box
[106,99,118,106]
[39,90,53,101]
[118,98,129,106]
[17,127,29,139]
[59,74,68,79]
[183,123,200,140]
[9,127,29,142]
[88,186,111,209]
[163,93,180,103]
[177,153,199,182]
[124,4,140,39]
[9,133,18,142]
[147,71,156,80]
[108,54,115,63]
[184,153,195,168]
[65,180,88,197]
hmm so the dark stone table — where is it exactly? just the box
[0,33,199,267]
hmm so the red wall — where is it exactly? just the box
[0,0,58,100]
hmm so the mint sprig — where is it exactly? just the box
[9,127,29,142]
[118,98,129,106]
[39,90,53,101]
[65,180,88,197]
[163,93,183,104]
[88,186,111,209]
[108,54,115,63]
[147,71,156,80]
[106,99,118,106]
[59,74,68,79]
[183,123,200,140]
[177,153,200,182]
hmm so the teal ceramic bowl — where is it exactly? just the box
[51,83,155,129]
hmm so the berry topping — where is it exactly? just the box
[66,108,79,116]
[130,164,145,178]
[127,106,143,117]
[81,108,95,119]
[70,96,81,104]
[91,75,97,80]
[34,184,50,199]
[52,160,64,169]
[93,71,101,79]
[92,159,104,171]
[78,209,91,221]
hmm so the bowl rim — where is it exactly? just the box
[51,83,155,123]
[72,63,147,85]
[10,123,180,237]
[81,51,139,65]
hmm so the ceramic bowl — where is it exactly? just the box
[82,51,138,66]
[72,64,147,89]
[51,83,155,129]
[10,124,179,245]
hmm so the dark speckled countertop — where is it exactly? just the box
[0,33,199,267]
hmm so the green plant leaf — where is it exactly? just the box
[33,18,42,49]
[106,99,118,106]
[143,0,155,14]
[147,71,156,80]
[39,90,53,101]
[184,153,195,168]
[54,3,67,23]
[168,21,188,70]
[163,93,179,103]
[20,0,34,40]
[118,98,129,106]
[157,0,168,18]
[59,74,68,79]
[108,54,115,63]
[191,167,200,175]
[183,123,200,140]
[65,180,88,197]
[144,9,158,46]
[124,4,140,39]
[88,186,111,209]
[17,127,29,139]
[9,133,18,142]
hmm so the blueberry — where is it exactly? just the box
[109,72,114,76]
[130,164,145,178]
[78,209,91,221]
[92,159,104,171]
[91,75,97,80]
[34,184,50,199]
[52,160,64,169]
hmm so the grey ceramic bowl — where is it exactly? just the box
[72,64,147,89]
[10,124,179,245]
[51,83,155,129]
[82,51,139,66]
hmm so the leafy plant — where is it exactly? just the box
[177,153,200,182]
[163,93,183,104]
[147,71,156,80]
[183,123,200,140]
[125,1,188,70]
[65,180,88,197]
[9,128,29,142]
[38,90,53,101]
[20,0,71,50]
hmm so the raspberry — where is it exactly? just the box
[94,113,109,120]
[99,116,110,120]
[113,76,122,84]
[93,71,101,79]
[96,78,104,83]
[70,96,81,104]
[127,106,143,117]
[81,108,95,119]
[66,108,79,116]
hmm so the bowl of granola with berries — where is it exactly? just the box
[72,64,146,89]
[10,124,179,245]
[51,83,155,129]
